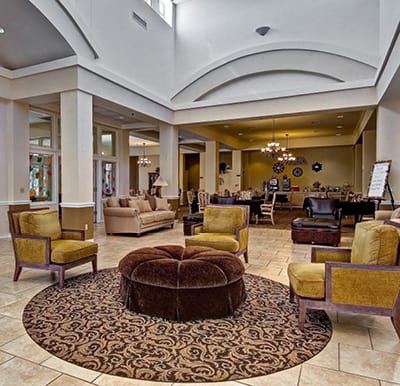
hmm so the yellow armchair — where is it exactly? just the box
[8,209,98,288]
[287,220,400,336]
[185,205,249,262]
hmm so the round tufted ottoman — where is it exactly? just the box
[118,245,246,321]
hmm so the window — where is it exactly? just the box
[29,153,53,202]
[144,0,173,27]
[101,130,116,157]
[29,110,53,148]
[102,161,116,198]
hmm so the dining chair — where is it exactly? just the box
[256,192,276,224]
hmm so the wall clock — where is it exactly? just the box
[292,167,303,177]
[272,162,285,174]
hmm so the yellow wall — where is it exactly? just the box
[242,146,355,192]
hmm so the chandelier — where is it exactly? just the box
[137,143,152,167]
[261,120,285,158]
[278,134,296,163]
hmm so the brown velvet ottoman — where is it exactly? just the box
[291,217,341,246]
[118,245,246,321]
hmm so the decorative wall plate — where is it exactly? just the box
[292,167,303,177]
[312,162,323,172]
[273,162,285,174]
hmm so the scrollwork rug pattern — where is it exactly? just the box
[23,269,331,383]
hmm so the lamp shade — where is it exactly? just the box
[153,175,168,187]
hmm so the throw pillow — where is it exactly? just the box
[107,197,120,207]
[155,197,169,211]
[119,198,130,207]
[128,200,141,212]
[144,193,156,211]
[137,199,153,212]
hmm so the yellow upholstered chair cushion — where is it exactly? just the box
[185,233,239,253]
[351,221,399,265]
[203,206,246,234]
[19,209,62,240]
[287,262,325,299]
[51,240,98,264]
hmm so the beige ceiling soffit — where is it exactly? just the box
[55,0,100,59]
[183,126,241,150]
[353,108,375,143]
[375,21,400,85]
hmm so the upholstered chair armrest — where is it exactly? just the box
[325,262,400,308]
[190,223,203,235]
[306,207,312,217]
[14,234,51,264]
[335,207,343,221]
[235,224,248,240]
[236,226,249,252]
[61,229,85,241]
[311,246,351,263]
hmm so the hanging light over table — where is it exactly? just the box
[261,120,285,158]
[137,143,152,167]
[278,134,296,163]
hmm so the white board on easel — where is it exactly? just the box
[367,160,391,199]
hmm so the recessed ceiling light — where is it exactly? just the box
[336,133,342,136]
[224,125,229,128]
[238,132,243,136]
[336,125,343,129]
[249,138,255,142]
[337,115,344,119]
[0,26,5,34]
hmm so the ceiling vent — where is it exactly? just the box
[133,12,147,29]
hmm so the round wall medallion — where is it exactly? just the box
[292,167,303,177]
[273,162,285,174]
[312,162,323,172]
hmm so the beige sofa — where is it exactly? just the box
[103,196,175,236]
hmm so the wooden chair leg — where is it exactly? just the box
[58,269,65,288]
[298,298,307,331]
[92,256,98,273]
[391,289,400,338]
[243,251,248,263]
[13,266,22,281]
[289,284,295,303]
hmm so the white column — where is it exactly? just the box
[119,130,130,195]
[1,101,30,202]
[199,152,206,191]
[60,90,93,204]
[362,130,376,195]
[159,124,179,199]
[353,144,362,193]
[0,100,30,236]
[376,103,400,203]
[204,141,219,194]
[232,150,242,193]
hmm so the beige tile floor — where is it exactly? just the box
[0,221,400,385]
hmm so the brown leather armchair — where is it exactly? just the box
[305,197,342,223]
[8,208,98,288]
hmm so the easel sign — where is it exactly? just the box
[367,160,391,200]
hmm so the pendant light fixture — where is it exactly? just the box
[137,142,152,167]
[261,119,284,158]
[278,134,296,163]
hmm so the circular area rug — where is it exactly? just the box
[23,269,332,383]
